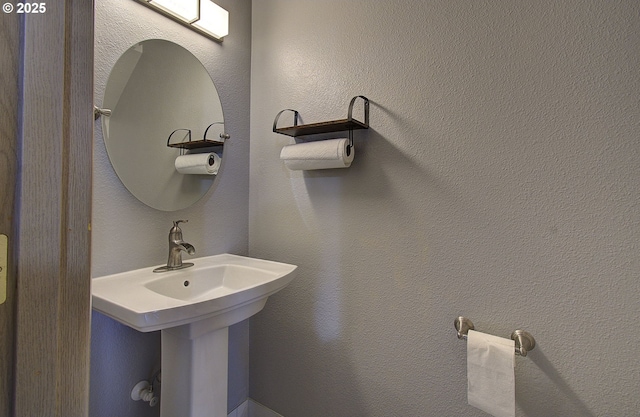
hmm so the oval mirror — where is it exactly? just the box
[101,39,225,211]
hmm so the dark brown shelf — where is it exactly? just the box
[166,123,228,150]
[167,139,224,150]
[273,95,370,138]
[274,118,368,137]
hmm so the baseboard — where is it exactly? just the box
[228,398,283,417]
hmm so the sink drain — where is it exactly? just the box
[183,280,190,287]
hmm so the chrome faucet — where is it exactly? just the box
[153,220,196,273]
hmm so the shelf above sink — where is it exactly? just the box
[274,118,368,137]
[273,95,370,138]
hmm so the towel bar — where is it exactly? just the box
[454,316,536,357]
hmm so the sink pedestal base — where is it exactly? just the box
[158,298,269,417]
[161,326,229,417]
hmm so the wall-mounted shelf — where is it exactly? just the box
[273,95,369,138]
[167,139,224,150]
[167,123,230,150]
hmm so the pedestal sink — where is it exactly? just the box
[92,253,297,417]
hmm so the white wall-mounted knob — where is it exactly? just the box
[131,380,158,407]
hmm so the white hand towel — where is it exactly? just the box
[467,330,515,417]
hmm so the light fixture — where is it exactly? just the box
[192,1,229,40]
[135,0,229,41]
[147,0,199,22]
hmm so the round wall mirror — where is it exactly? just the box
[102,39,225,211]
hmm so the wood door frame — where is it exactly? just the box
[10,2,94,416]
[0,7,20,417]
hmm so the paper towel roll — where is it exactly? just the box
[280,138,354,170]
[175,153,220,175]
[467,330,515,417]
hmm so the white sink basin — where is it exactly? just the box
[92,253,297,333]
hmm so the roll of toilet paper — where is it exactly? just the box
[175,153,220,175]
[280,138,354,170]
[467,330,515,417]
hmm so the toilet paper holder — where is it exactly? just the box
[454,316,536,357]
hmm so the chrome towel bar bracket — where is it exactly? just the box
[454,316,536,357]
[455,316,475,340]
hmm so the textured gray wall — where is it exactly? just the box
[249,1,640,416]
[91,1,251,416]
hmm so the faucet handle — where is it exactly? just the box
[172,220,188,228]
[170,220,188,239]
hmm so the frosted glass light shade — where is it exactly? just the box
[135,0,229,41]
[149,0,199,22]
[193,0,229,40]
